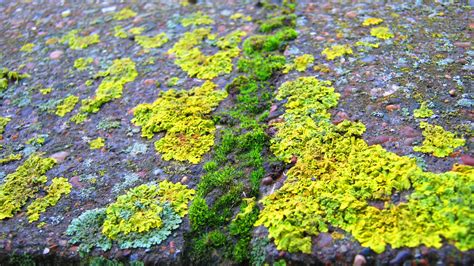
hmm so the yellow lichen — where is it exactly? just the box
[321,44,353,60]
[413,122,465,157]
[0,154,56,220]
[114,26,128,39]
[181,11,214,27]
[255,77,473,254]
[89,137,105,150]
[355,41,380,48]
[20,43,35,53]
[370,26,394,40]
[362,17,383,26]
[132,81,227,163]
[283,54,314,73]
[230,13,252,21]
[129,27,145,35]
[413,102,434,118]
[55,95,79,117]
[113,7,137,20]
[0,153,22,165]
[135,33,169,51]
[61,30,100,50]
[74,57,93,71]
[157,180,196,217]
[39,87,52,95]
[26,177,72,222]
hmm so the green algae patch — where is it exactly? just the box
[0,154,56,220]
[113,7,137,20]
[255,77,473,254]
[20,43,35,53]
[61,30,100,50]
[370,26,394,40]
[168,28,245,80]
[132,81,227,164]
[321,44,353,60]
[0,68,29,91]
[56,95,79,117]
[0,116,11,135]
[74,57,93,71]
[67,181,194,252]
[413,102,434,118]
[181,11,214,27]
[72,58,138,123]
[135,33,169,51]
[0,153,22,165]
[283,54,314,73]
[26,177,72,222]
[362,17,383,26]
[413,122,465,157]
[89,137,105,150]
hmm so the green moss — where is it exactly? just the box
[61,30,100,50]
[113,26,128,39]
[89,137,105,150]
[73,58,137,123]
[74,57,93,71]
[413,122,465,157]
[135,33,169,50]
[55,95,79,117]
[188,196,212,231]
[413,102,434,118]
[26,177,72,222]
[256,77,473,254]
[371,26,394,40]
[113,7,137,20]
[259,14,296,33]
[0,154,56,220]
[181,11,214,27]
[0,68,29,91]
[229,198,259,262]
[238,54,286,81]
[20,43,35,53]
[243,28,297,55]
[0,116,11,135]
[132,81,227,164]
[0,153,22,165]
[168,28,244,79]
[321,44,353,60]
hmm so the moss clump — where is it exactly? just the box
[413,102,434,118]
[0,116,11,135]
[0,154,56,220]
[256,77,473,254]
[20,43,35,53]
[321,44,353,60]
[72,58,137,123]
[55,95,79,117]
[243,28,297,55]
[229,198,259,262]
[0,68,29,91]
[362,17,383,26]
[181,11,214,27]
[283,54,314,73]
[113,26,128,39]
[135,33,169,51]
[238,54,286,81]
[113,7,137,20]
[413,122,465,157]
[74,57,93,71]
[132,81,227,163]
[168,28,245,80]
[370,26,394,40]
[61,30,100,50]
[259,14,296,33]
[0,153,22,165]
[26,177,72,222]
[89,137,105,150]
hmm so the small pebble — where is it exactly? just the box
[49,50,63,60]
[261,176,273,185]
[353,254,367,266]
[448,89,456,97]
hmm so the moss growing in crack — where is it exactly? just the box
[321,44,353,60]
[259,14,296,33]
[74,57,93,71]
[0,68,29,91]
[255,77,473,254]
[20,43,35,53]
[73,58,137,123]
[113,7,137,20]
[55,95,79,117]
[135,33,169,51]
[26,177,72,222]
[181,11,214,27]
[168,28,244,79]
[413,122,465,157]
[0,154,56,220]
[229,198,259,262]
[0,153,22,165]
[371,26,394,40]
[61,30,100,50]
[89,137,105,150]
[0,116,11,135]
[413,102,434,118]
[132,81,227,163]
